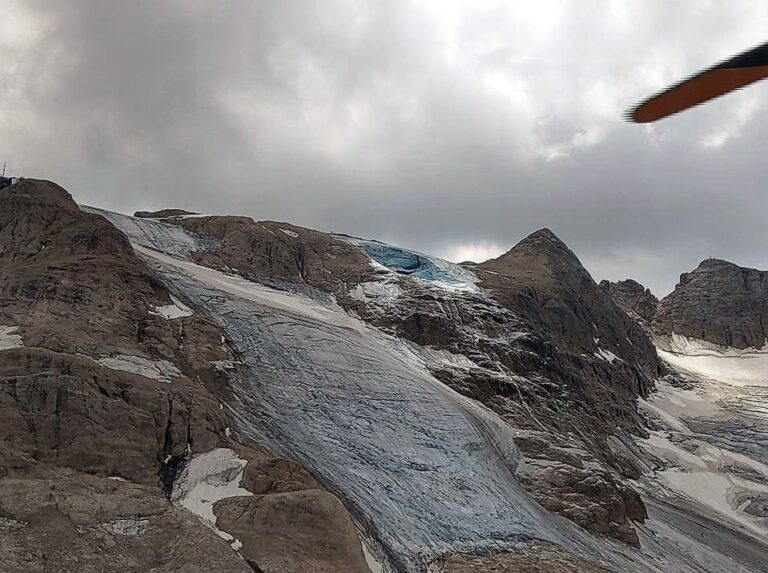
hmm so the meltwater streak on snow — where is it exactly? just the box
[340,236,480,292]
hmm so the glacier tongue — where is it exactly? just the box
[96,210,751,573]
[130,245,575,571]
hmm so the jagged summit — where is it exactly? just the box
[600,279,659,324]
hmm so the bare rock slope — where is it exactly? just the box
[0,180,371,573]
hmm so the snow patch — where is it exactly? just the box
[171,448,251,549]
[97,354,181,382]
[657,333,768,387]
[279,228,299,238]
[152,295,193,320]
[349,280,402,303]
[0,325,23,350]
[360,535,392,573]
[212,359,237,371]
[595,347,622,364]
[177,213,218,219]
[99,518,149,536]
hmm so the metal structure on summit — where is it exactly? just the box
[629,41,768,123]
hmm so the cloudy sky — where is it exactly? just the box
[2,1,768,295]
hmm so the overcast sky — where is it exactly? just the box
[3,1,768,296]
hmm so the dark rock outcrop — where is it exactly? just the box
[652,258,768,349]
[135,208,198,218]
[600,279,659,325]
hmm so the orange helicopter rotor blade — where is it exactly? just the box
[629,41,768,123]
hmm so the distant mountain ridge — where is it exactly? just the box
[604,258,768,350]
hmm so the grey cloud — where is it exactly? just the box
[2,0,768,296]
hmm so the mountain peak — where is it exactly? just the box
[483,228,581,274]
[654,258,768,349]
[523,227,562,243]
[600,279,658,323]
[693,257,740,271]
[514,227,571,253]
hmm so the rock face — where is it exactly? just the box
[6,179,762,573]
[475,229,662,431]
[455,229,664,545]
[653,258,768,349]
[0,180,371,573]
[600,279,659,325]
[476,230,660,376]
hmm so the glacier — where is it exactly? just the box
[88,207,766,573]
[340,236,479,292]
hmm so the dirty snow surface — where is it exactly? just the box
[152,295,193,319]
[97,354,181,382]
[172,448,251,548]
[0,325,23,350]
[636,333,768,571]
[102,211,763,573]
